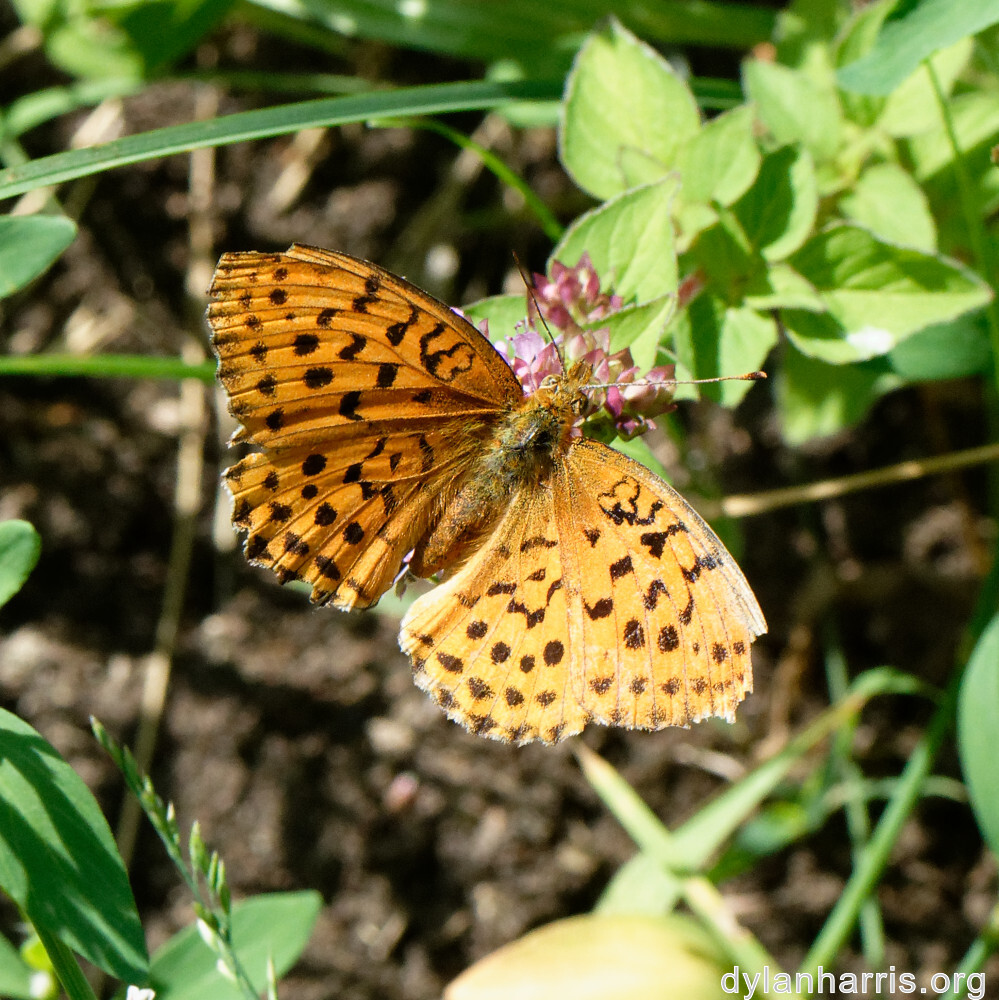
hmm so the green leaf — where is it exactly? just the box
[0,933,35,1000]
[247,0,776,62]
[0,80,560,200]
[837,0,999,95]
[743,263,824,312]
[958,611,999,856]
[836,162,936,252]
[595,852,680,917]
[446,914,728,1000]
[671,295,778,407]
[0,521,41,609]
[149,891,322,1000]
[886,313,992,380]
[777,344,900,444]
[461,294,528,343]
[732,144,818,261]
[0,709,148,983]
[789,224,992,357]
[687,215,759,301]
[782,309,884,364]
[561,19,700,199]
[674,104,761,244]
[599,296,675,372]
[552,180,679,303]
[774,0,845,67]
[743,58,842,162]
[876,37,973,139]
[0,215,77,298]
[832,0,892,128]
[905,91,999,238]
[109,0,235,76]
[37,11,144,81]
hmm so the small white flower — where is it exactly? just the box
[125,987,156,1000]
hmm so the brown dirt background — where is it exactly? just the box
[2,14,997,1000]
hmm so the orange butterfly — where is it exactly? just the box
[209,244,766,744]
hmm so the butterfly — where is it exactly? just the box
[208,244,766,744]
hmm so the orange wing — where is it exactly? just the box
[399,439,765,743]
[399,485,590,744]
[558,438,765,729]
[208,246,524,609]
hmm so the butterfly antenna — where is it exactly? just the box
[587,371,768,389]
[513,252,566,372]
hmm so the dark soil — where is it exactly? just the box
[2,22,997,1000]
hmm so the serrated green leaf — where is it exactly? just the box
[597,296,674,372]
[461,293,528,343]
[552,180,678,303]
[0,215,77,298]
[149,891,321,1000]
[743,58,842,162]
[733,145,818,261]
[0,709,148,983]
[561,20,699,200]
[886,313,992,380]
[783,309,886,364]
[789,224,992,354]
[837,162,936,251]
[833,0,892,128]
[672,295,778,407]
[909,90,999,182]
[876,37,973,139]
[777,344,900,444]
[743,263,824,312]
[837,0,999,95]
[958,612,999,856]
[0,520,41,608]
[674,104,761,244]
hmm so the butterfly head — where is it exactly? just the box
[534,359,594,431]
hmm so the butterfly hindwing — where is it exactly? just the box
[557,439,765,728]
[224,428,480,609]
[399,487,590,744]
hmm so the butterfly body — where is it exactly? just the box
[210,245,766,744]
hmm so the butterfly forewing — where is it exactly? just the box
[209,245,523,451]
[209,245,524,609]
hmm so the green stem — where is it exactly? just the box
[0,354,216,383]
[823,630,885,967]
[34,925,101,1000]
[925,61,999,395]
[382,116,564,243]
[946,897,999,998]
[800,670,959,974]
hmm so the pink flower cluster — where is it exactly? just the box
[494,254,676,440]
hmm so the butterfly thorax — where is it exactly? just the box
[410,361,593,577]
